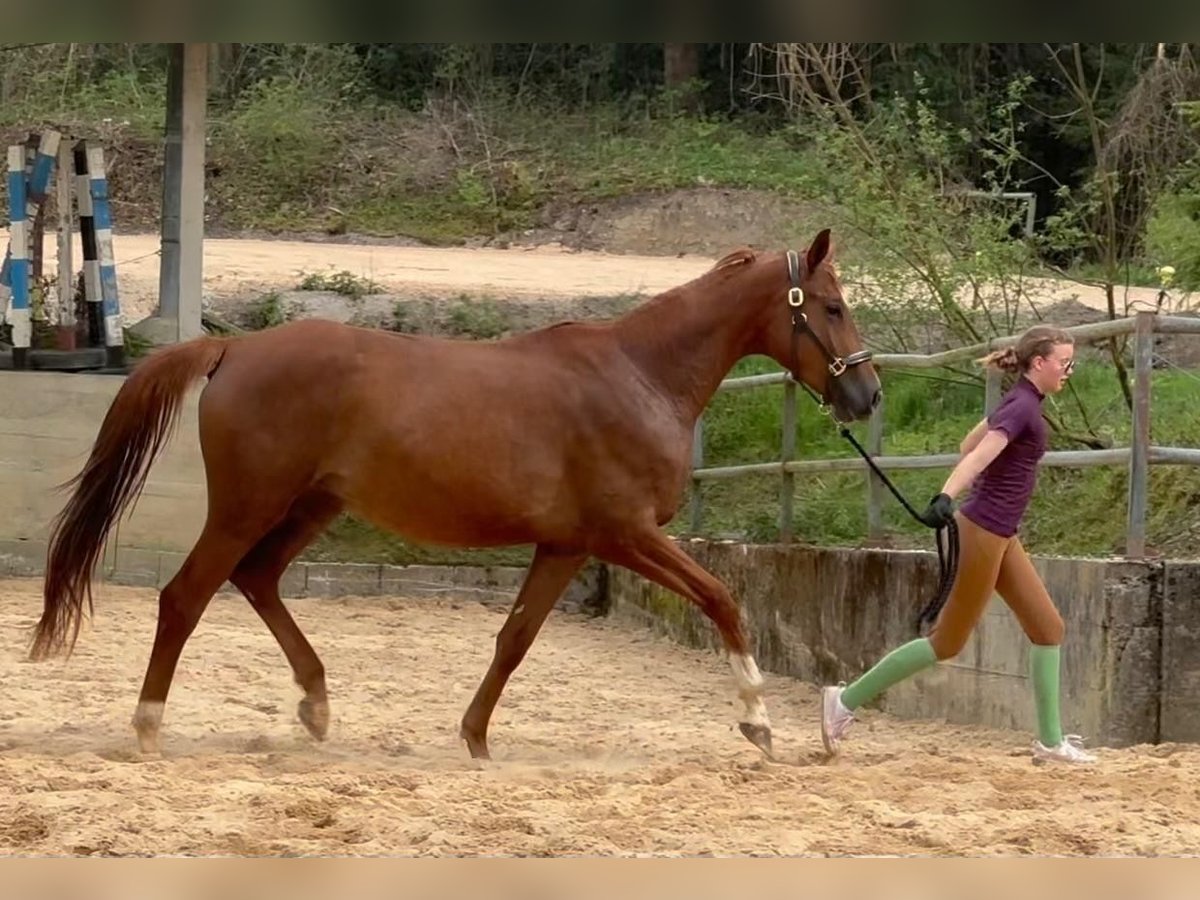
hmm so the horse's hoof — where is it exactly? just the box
[460,726,491,761]
[132,701,163,756]
[299,697,330,741]
[739,722,774,759]
[135,735,161,757]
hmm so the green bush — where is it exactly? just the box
[1145,178,1200,290]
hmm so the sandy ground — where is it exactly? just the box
[2,230,1182,328]
[1,577,1199,857]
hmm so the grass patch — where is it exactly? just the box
[306,516,533,568]
[242,292,300,330]
[297,269,383,298]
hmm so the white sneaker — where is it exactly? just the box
[821,684,855,755]
[1032,734,1097,765]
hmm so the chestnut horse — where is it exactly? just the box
[32,229,880,760]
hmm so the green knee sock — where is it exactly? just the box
[841,638,938,711]
[1030,643,1064,746]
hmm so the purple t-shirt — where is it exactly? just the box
[960,377,1047,538]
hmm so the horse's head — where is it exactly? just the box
[755,229,881,423]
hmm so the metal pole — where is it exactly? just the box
[866,394,885,541]
[779,378,797,542]
[1126,311,1153,558]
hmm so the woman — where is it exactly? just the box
[820,324,1096,764]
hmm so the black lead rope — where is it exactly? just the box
[795,380,960,634]
[835,424,960,633]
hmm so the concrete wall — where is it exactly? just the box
[1160,563,1200,741]
[0,370,208,557]
[607,538,1200,747]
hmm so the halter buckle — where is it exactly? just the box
[828,357,847,377]
[788,286,804,307]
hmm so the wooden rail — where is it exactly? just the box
[689,312,1200,559]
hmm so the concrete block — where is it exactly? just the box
[302,563,382,598]
[276,563,309,600]
[1160,562,1200,742]
[103,547,162,588]
[0,538,45,577]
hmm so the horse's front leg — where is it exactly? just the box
[597,530,773,758]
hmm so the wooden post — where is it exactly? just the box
[1126,310,1153,558]
[86,145,125,367]
[55,137,75,349]
[25,136,43,287]
[866,394,885,542]
[177,42,208,341]
[145,43,209,344]
[985,366,1003,415]
[74,140,102,348]
[158,44,183,328]
[689,416,705,534]
[779,378,797,542]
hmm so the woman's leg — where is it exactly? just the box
[993,539,1092,761]
[822,514,1009,753]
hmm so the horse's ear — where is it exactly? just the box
[806,228,832,271]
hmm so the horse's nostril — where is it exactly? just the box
[871,388,883,409]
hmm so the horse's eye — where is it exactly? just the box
[825,303,843,318]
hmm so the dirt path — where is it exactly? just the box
[1,577,1197,857]
[3,230,1178,328]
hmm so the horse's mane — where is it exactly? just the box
[711,247,757,272]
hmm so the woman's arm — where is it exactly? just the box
[942,429,1010,499]
[959,417,991,456]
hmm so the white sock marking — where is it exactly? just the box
[729,654,771,728]
[133,701,164,731]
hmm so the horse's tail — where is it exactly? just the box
[31,336,229,661]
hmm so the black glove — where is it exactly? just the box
[918,493,955,528]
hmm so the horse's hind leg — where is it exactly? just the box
[229,489,344,742]
[133,522,263,755]
[597,530,773,757]
[460,544,588,760]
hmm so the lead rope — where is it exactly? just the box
[794,379,960,634]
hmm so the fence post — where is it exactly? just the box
[779,378,797,542]
[985,367,1003,415]
[86,144,125,368]
[1126,310,1154,558]
[55,137,75,349]
[866,393,885,541]
[74,140,103,348]
[6,145,30,369]
[689,416,704,534]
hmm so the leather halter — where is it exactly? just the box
[786,249,873,382]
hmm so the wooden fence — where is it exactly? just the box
[688,311,1200,558]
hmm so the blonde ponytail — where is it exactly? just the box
[978,346,1021,373]
[978,325,1074,374]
